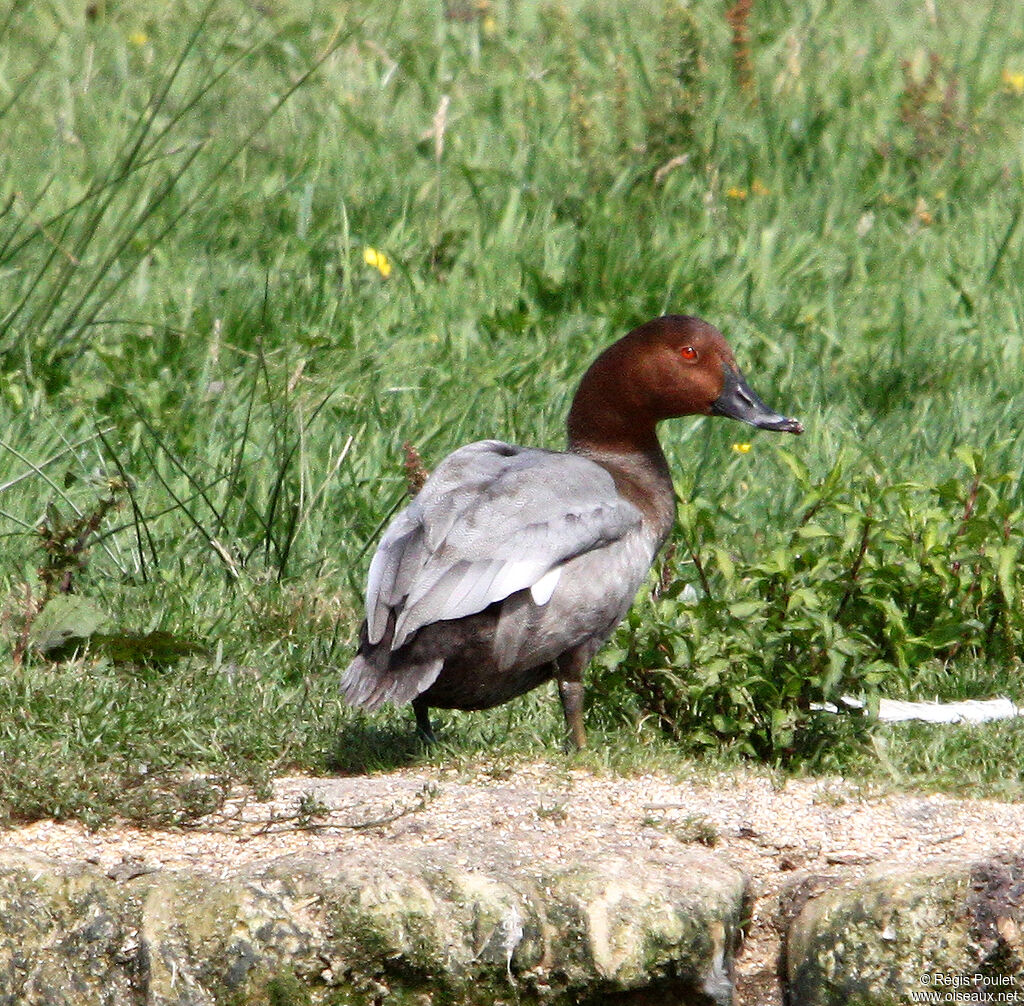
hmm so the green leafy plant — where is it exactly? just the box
[592,447,1024,763]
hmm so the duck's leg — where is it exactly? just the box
[556,650,588,750]
[412,697,436,744]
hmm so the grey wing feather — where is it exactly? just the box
[363,440,641,650]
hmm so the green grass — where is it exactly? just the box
[3,0,1024,825]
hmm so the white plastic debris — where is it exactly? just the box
[812,696,1024,724]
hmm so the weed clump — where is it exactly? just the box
[36,479,126,601]
[895,51,974,164]
[644,2,705,172]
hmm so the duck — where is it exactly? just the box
[340,315,803,748]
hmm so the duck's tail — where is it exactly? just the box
[339,622,442,710]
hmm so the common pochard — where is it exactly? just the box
[341,315,803,748]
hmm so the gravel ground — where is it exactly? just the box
[1,762,1021,1005]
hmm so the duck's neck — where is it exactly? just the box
[566,343,677,545]
[568,432,677,548]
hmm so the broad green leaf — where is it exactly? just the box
[30,595,111,654]
[997,542,1019,608]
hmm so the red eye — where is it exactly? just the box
[680,345,698,361]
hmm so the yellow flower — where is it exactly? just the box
[732,442,752,454]
[726,186,748,201]
[363,247,392,278]
[751,178,770,196]
[1002,70,1024,96]
[128,29,148,46]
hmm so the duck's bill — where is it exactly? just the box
[711,365,804,435]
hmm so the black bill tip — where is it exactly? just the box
[757,415,804,435]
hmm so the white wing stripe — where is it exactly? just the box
[529,566,561,605]
[488,559,548,601]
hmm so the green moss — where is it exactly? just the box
[265,975,313,1006]
[223,972,313,1006]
